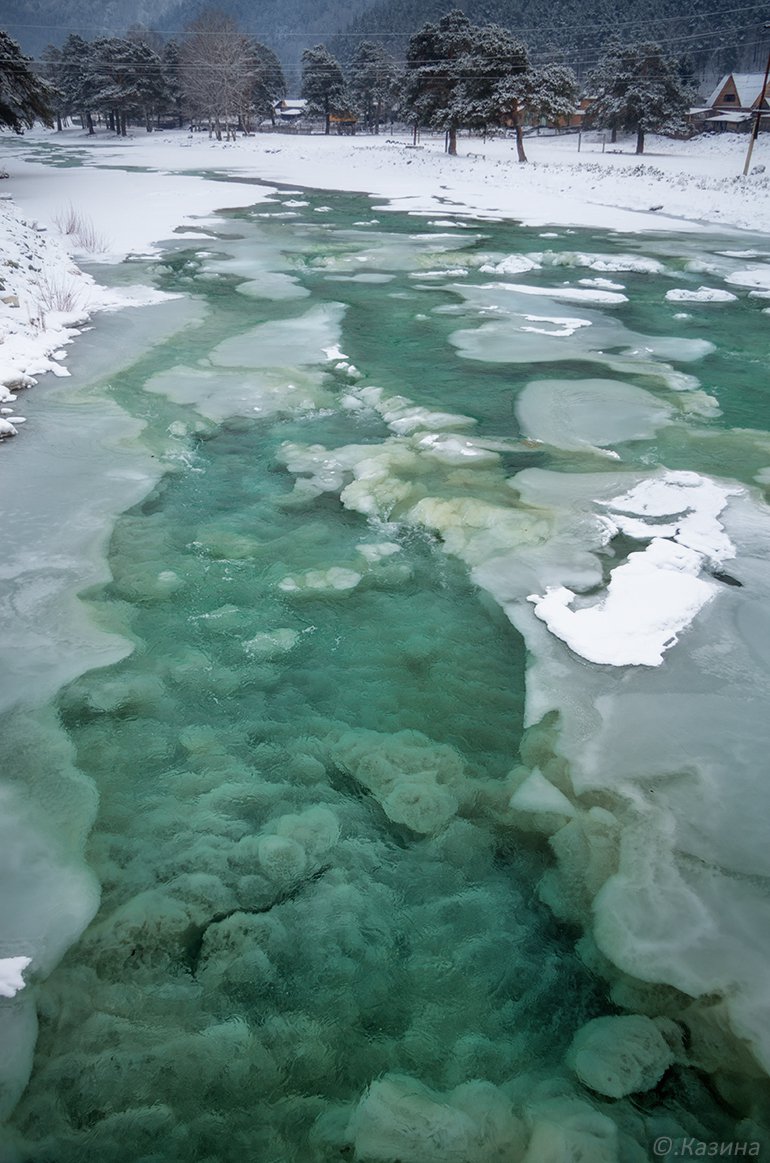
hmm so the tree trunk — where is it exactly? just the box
[611,125,617,143]
[85,111,95,135]
[56,113,63,132]
[448,124,457,155]
[120,111,127,137]
[514,120,527,163]
[636,127,645,154]
[145,108,152,133]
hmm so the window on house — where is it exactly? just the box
[722,93,737,102]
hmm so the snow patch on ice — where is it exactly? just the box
[529,471,740,666]
[665,286,737,303]
[0,956,32,998]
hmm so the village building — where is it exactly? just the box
[690,72,770,132]
[273,98,308,123]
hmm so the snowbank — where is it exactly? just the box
[0,192,175,438]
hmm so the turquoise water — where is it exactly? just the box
[3,182,770,1160]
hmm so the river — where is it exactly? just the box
[1,166,769,1161]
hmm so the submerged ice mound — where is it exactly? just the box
[529,471,740,667]
[347,1074,524,1163]
[242,628,300,659]
[278,566,363,595]
[566,1015,675,1098]
[333,729,467,835]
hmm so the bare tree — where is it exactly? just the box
[180,10,251,140]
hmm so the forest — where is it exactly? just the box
[0,0,765,80]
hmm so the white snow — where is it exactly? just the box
[724,266,770,289]
[666,286,738,302]
[528,471,740,666]
[489,282,628,305]
[0,956,31,998]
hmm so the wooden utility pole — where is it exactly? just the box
[743,23,770,176]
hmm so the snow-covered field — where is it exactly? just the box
[1,125,770,435]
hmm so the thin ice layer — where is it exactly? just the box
[515,378,672,453]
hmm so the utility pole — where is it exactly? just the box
[743,22,770,176]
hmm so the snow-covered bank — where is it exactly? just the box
[0,193,180,438]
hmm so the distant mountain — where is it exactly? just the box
[0,0,377,80]
[1,0,764,86]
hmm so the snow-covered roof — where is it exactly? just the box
[706,111,752,123]
[706,73,769,109]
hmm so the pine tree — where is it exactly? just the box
[348,40,401,134]
[161,40,184,128]
[301,45,346,135]
[525,64,579,132]
[0,30,55,133]
[243,40,285,129]
[402,10,477,155]
[453,23,530,160]
[89,37,166,136]
[589,40,692,155]
[55,34,96,133]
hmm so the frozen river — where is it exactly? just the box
[1,175,770,1160]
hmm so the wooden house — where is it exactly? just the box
[690,73,770,132]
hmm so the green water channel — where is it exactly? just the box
[3,182,770,1161]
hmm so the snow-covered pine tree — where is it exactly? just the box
[0,30,55,133]
[589,39,692,155]
[89,37,166,136]
[524,63,580,135]
[453,23,530,160]
[301,45,347,135]
[54,34,96,133]
[402,10,477,155]
[244,41,285,129]
[348,40,402,134]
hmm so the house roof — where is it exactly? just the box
[705,72,769,109]
[706,110,752,123]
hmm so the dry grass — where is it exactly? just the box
[54,204,109,254]
[35,269,86,314]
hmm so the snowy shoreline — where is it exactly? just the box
[1,126,769,437]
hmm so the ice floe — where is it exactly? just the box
[665,286,737,303]
[528,471,740,666]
